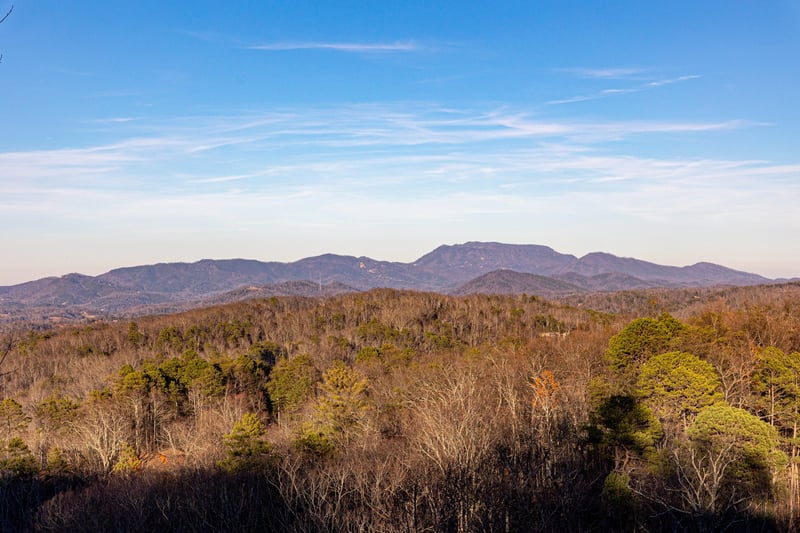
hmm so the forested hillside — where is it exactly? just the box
[1,284,800,531]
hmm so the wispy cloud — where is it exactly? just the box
[547,71,701,106]
[183,29,429,55]
[246,41,420,53]
[646,74,701,87]
[0,104,781,238]
[0,107,772,240]
[545,95,596,105]
[190,171,269,184]
[89,117,139,124]
[559,67,649,79]
[0,105,762,192]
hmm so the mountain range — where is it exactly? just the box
[0,242,781,318]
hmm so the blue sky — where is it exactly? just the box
[1,1,799,285]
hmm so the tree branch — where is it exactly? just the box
[0,5,12,26]
[0,4,12,63]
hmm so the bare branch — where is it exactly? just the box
[0,5,11,26]
[0,4,11,64]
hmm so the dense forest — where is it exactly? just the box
[1,283,800,531]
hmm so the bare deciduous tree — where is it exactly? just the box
[412,366,497,475]
[71,399,130,474]
[672,440,740,515]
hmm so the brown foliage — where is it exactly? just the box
[0,285,796,530]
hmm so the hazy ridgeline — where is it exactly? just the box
[0,284,799,531]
